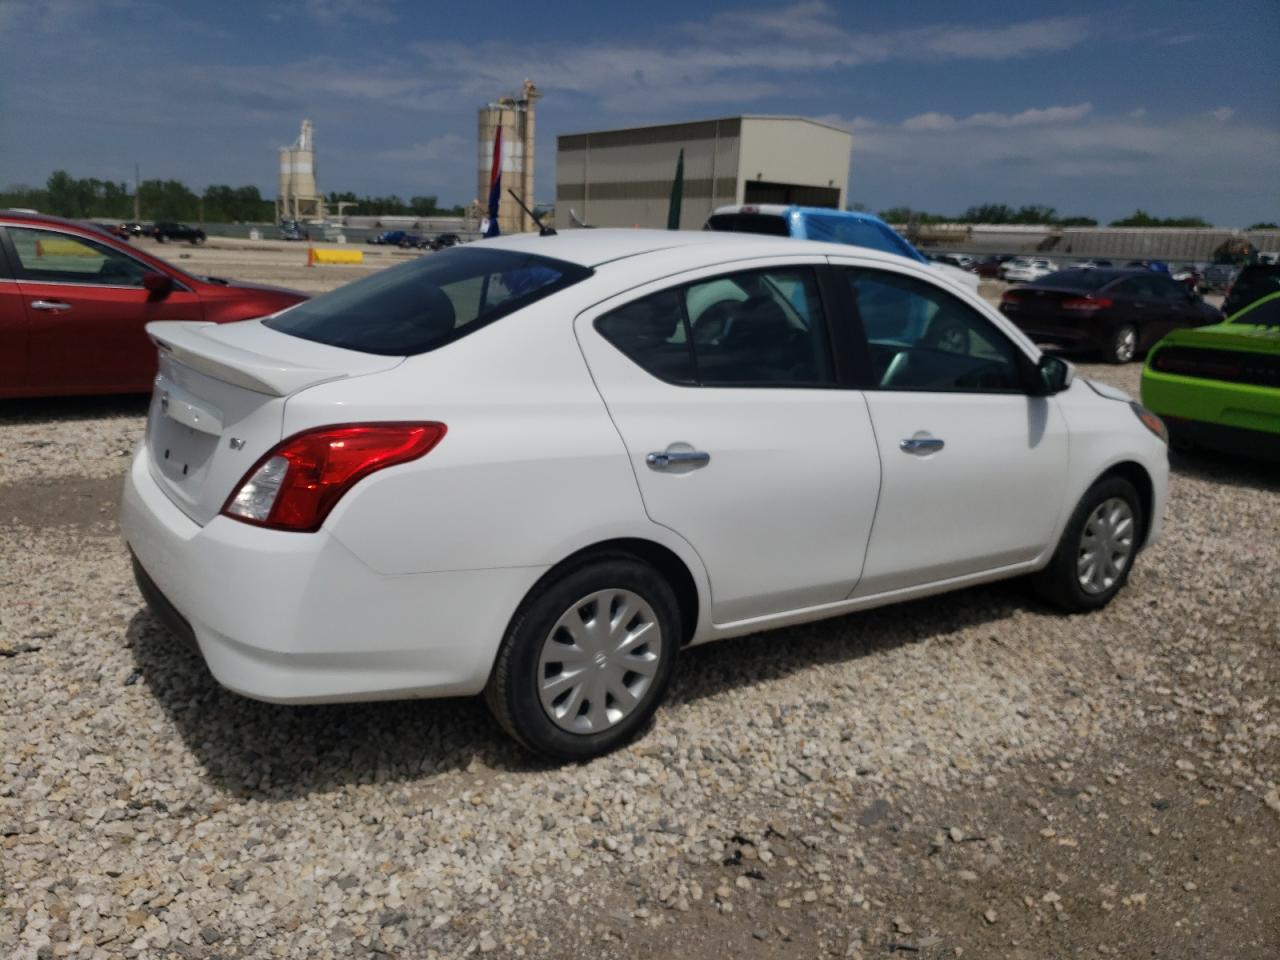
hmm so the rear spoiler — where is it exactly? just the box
[146,321,348,397]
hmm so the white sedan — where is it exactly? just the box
[1002,256,1059,283]
[122,230,1170,760]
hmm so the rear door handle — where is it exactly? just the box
[646,449,711,470]
[900,437,945,455]
[31,300,72,312]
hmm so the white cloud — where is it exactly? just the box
[265,0,398,24]
[825,107,1280,212]
[408,8,1092,112]
[1129,107,1147,119]
[901,103,1092,131]
[1208,106,1235,122]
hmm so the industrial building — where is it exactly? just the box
[476,80,540,235]
[276,119,325,223]
[554,116,852,231]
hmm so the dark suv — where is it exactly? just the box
[150,222,206,244]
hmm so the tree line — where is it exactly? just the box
[0,171,466,223]
[868,203,1274,230]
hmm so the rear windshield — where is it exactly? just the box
[799,213,925,262]
[1234,294,1280,325]
[265,247,592,356]
[705,213,791,236]
[1038,269,1114,290]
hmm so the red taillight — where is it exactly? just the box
[1062,297,1112,312]
[1000,290,1022,306]
[222,422,446,532]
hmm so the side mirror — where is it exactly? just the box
[143,272,173,297]
[1032,354,1074,395]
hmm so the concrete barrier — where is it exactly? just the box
[307,247,364,265]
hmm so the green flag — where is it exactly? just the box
[666,148,684,230]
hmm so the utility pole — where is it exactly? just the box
[133,163,140,221]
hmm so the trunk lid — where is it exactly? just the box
[144,320,402,525]
[1005,286,1099,320]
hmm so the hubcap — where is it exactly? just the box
[537,589,663,735]
[1077,497,1135,595]
[1114,328,1136,362]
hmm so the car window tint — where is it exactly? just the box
[595,288,696,384]
[7,226,150,287]
[1235,295,1280,325]
[683,267,835,386]
[844,267,1025,393]
[266,248,590,356]
[704,213,791,236]
[597,267,835,388]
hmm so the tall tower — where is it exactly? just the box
[277,119,324,223]
[476,80,540,234]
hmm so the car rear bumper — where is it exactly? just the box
[121,446,546,703]
[1162,417,1280,460]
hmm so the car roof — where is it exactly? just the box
[477,227,892,268]
[0,209,94,229]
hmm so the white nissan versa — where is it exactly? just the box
[121,230,1170,760]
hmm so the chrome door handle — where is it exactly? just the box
[646,450,711,470]
[900,437,945,454]
[31,300,72,312]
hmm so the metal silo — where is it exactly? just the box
[291,120,318,201]
[475,81,539,234]
[276,119,323,224]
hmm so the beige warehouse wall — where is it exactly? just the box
[555,119,741,229]
[736,118,851,208]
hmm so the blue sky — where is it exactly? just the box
[1,0,1277,225]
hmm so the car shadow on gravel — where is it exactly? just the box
[126,578,1028,801]
[124,612,542,801]
[0,393,150,424]
[666,579,1028,708]
[1169,448,1280,492]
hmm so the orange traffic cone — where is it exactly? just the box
[306,242,314,267]
[35,239,44,258]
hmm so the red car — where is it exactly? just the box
[0,211,307,398]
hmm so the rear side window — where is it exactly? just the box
[265,248,592,356]
[596,266,835,388]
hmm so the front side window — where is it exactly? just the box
[7,226,151,287]
[844,267,1026,393]
[596,266,835,388]
[266,247,591,356]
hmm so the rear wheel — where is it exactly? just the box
[485,554,680,761]
[1031,476,1143,612]
[1107,324,1137,364]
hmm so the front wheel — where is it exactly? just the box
[485,554,680,761]
[1031,476,1143,612]
[1107,324,1137,364]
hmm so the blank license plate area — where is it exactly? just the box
[148,380,220,488]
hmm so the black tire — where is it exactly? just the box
[1106,324,1137,364]
[1030,476,1143,612]
[155,234,167,243]
[485,552,681,761]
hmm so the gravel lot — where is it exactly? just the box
[2,245,1276,959]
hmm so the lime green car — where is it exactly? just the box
[1141,291,1280,460]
